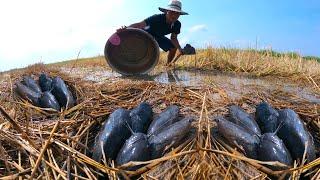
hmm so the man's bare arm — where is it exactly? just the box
[128,21,147,29]
[117,21,146,32]
[168,33,184,65]
[170,33,183,53]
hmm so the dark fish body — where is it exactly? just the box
[214,116,260,159]
[39,73,53,92]
[149,116,195,159]
[92,108,131,161]
[257,133,292,170]
[147,105,179,136]
[129,102,153,133]
[15,82,40,106]
[39,91,60,111]
[229,105,261,136]
[22,76,42,94]
[116,133,150,170]
[51,77,75,108]
[277,109,316,163]
[255,102,279,133]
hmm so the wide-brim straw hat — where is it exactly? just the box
[159,0,188,15]
[104,28,159,75]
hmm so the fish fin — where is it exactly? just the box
[233,141,245,152]
[273,119,285,135]
[164,141,175,152]
[237,119,261,138]
[125,121,134,135]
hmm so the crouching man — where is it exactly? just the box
[118,0,188,65]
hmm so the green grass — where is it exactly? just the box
[303,56,320,63]
[50,56,106,67]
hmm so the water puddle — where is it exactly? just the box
[60,67,320,103]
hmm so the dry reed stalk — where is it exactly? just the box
[0,106,37,148]
[171,47,320,86]
[0,142,10,173]
[46,150,58,179]
[0,168,31,180]
[53,140,118,172]
[29,120,60,179]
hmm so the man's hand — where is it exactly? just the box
[116,26,127,33]
[167,51,183,67]
[177,48,184,56]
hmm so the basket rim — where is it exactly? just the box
[104,28,159,75]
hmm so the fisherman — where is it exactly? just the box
[118,0,188,66]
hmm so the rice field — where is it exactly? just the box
[0,47,319,179]
[49,47,320,90]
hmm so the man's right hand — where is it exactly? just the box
[180,48,185,55]
[116,26,127,33]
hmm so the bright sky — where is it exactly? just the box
[0,0,319,72]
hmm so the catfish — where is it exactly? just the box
[39,91,61,111]
[51,77,75,108]
[257,133,292,170]
[92,108,131,161]
[255,102,279,133]
[149,116,195,159]
[213,116,260,159]
[22,76,42,94]
[116,133,151,170]
[15,82,41,106]
[277,109,316,163]
[229,105,261,136]
[129,102,153,133]
[39,73,53,92]
[147,105,179,136]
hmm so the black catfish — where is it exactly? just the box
[277,109,316,163]
[22,76,42,94]
[39,73,53,92]
[213,116,260,159]
[255,102,279,133]
[39,91,61,111]
[257,133,292,170]
[116,133,151,170]
[51,77,75,108]
[149,116,195,159]
[229,105,261,136]
[147,105,179,136]
[15,82,41,106]
[129,102,153,133]
[92,108,132,161]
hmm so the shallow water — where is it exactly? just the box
[60,67,320,103]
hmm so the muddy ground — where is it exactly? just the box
[57,66,320,104]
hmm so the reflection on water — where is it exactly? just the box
[154,70,194,85]
[122,69,213,87]
[122,70,190,86]
[152,70,319,103]
[60,67,320,103]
